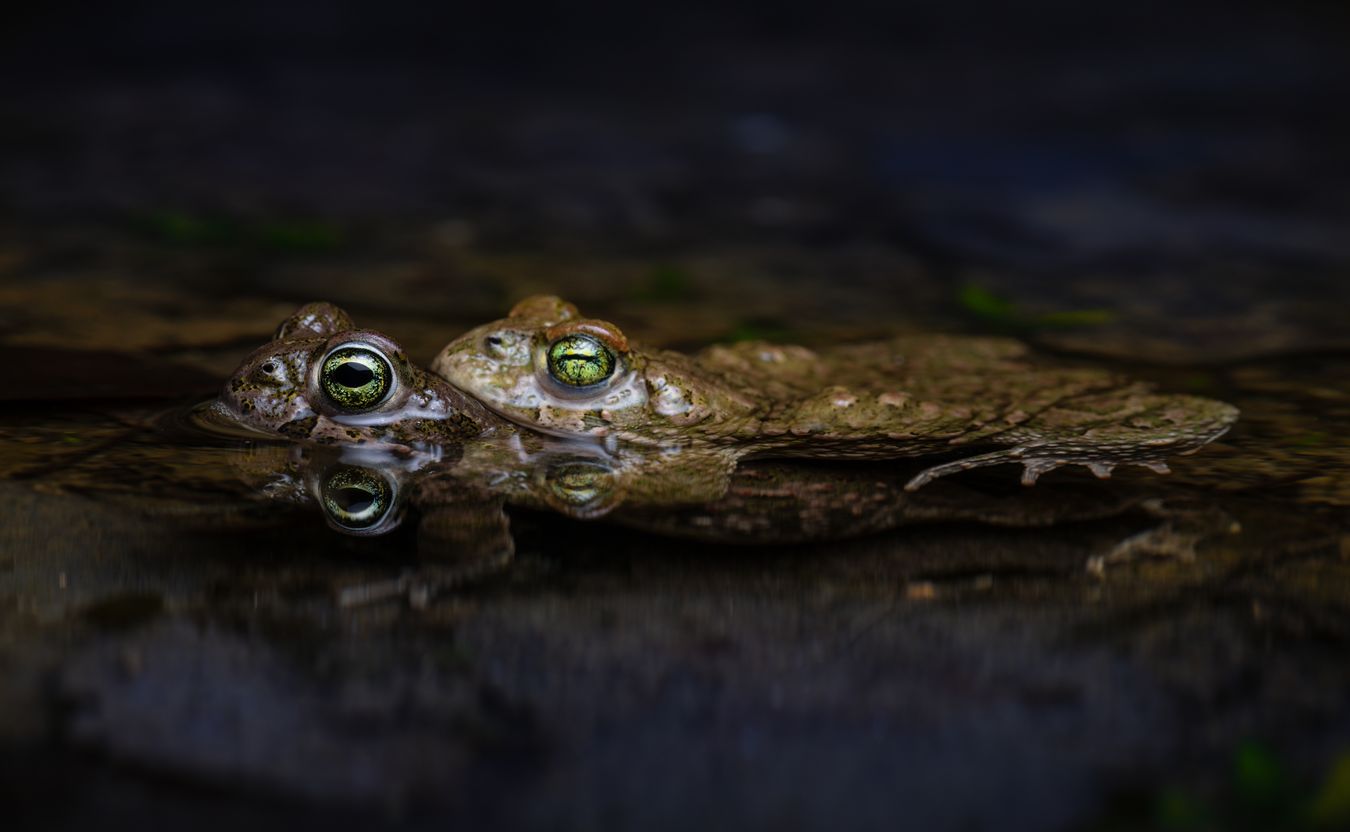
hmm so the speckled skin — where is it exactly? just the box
[433,295,1240,489]
[211,302,503,449]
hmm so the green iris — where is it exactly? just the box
[320,465,395,531]
[320,346,392,411]
[546,334,616,387]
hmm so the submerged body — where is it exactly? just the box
[433,296,1239,489]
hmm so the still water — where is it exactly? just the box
[2,259,1347,830]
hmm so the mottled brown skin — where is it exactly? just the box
[433,295,1239,490]
[211,302,503,450]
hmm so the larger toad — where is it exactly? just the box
[432,295,1238,490]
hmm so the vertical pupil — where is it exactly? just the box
[333,361,374,388]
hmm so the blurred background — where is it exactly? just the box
[3,0,1348,371]
[3,2,1350,830]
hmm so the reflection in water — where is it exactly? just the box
[1,330,1346,830]
[218,426,1243,606]
[318,464,401,535]
[538,457,622,518]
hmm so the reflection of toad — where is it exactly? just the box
[240,439,1233,607]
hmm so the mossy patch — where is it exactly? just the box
[958,283,1116,333]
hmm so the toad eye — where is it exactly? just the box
[546,334,616,388]
[320,345,392,411]
[539,458,620,519]
[545,460,614,508]
[320,465,397,532]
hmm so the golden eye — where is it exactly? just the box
[540,458,619,519]
[320,465,397,532]
[320,346,392,411]
[546,334,616,387]
[546,460,615,508]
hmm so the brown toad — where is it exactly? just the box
[208,302,503,449]
[432,295,1238,490]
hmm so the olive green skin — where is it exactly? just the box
[432,295,1239,490]
[212,302,502,449]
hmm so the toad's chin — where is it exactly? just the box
[190,399,281,439]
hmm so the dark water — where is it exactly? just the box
[3,2,1350,830]
[6,356,1348,832]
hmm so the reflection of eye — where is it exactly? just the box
[320,345,392,411]
[320,465,397,532]
[546,334,615,387]
[545,460,615,508]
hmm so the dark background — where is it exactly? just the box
[4,0,1348,360]
[3,1,1346,259]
